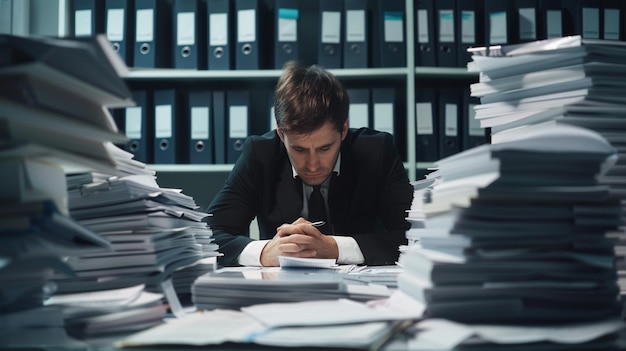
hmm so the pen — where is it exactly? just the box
[310,221,326,227]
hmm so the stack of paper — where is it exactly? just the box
[0,34,137,349]
[192,267,392,310]
[469,35,626,299]
[43,285,167,340]
[56,173,219,302]
[398,124,623,327]
[405,177,436,246]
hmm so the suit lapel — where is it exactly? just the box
[329,151,355,230]
[274,158,303,222]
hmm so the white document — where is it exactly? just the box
[278,256,336,268]
[241,298,421,328]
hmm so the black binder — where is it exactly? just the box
[273,0,300,69]
[415,0,437,67]
[343,0,369,68]
[213,91,227,164]
[133,0,172,68]
[234,0,267,70]
[461,88,488,150]
[484,0,512,46]
[105,0,134,66]
[602,0,622,40]
[187,91,214,164]
[435,0,457,67]
[173,0,207,69]
[72,0,105,37]
[371,0,406,68]
[438,88,461,159]
[207,0,233,70]
[123,90,152,163]
[513,0,539,44]
[562,0,600,38]
[226,90,250,164]
[347,88,371,129]
[415,88,438,163]
[317,0,343,69]
[538,0,563,39]
[371,88,395,138]
[457,0,484,68]
[579,0,601,39]
[153,89,179,164]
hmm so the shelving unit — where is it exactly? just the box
[28,0,479,203]
[120,0,479,182]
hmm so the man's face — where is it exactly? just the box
[278,120,348,186]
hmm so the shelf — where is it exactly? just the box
[148,164,234,173]
[125,67,411,81]
[415,67,479,79]
[148,163,436,175]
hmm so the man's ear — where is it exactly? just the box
[277,128,285,142]
[341,120,348,141]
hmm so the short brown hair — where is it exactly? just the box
[274,61,349,135]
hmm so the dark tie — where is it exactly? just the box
[308,185,329,232]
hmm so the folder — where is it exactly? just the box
[251,89,276,134]
[371,88,395,137]
[461,88,488,150]
[435,0,457,67]
[343,0,369,68]
[602,0,622,40]
[513,0,539,44]
[347,88,370,129]
[72,0,105,38]
[273,0,300,69]
[371,0,406,68]
[226,90,250,164]
[415,88,438,163]
[207,0,233,70]
[123,90,152,163]
[173,0,207,69]
[317,0,343,69]
[457,0,483,67]
[438,88,461,159]
[212,91,227,164]
[105,0,134,66]
[538,0,563,39]
[153,89,179,164]
[579,0,601,39]
[415,0,437,67]
[133,0,172,68]
[484,0,512,46]
[187,91,214,164]
[562,0,600,38]
[235,0,267,70]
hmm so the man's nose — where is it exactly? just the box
[306,152,321,170]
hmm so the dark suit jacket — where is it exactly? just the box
[207,128,413,266]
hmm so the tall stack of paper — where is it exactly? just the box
[58,173,219,301]
[0,34,136,348]
[398,124,623,329]
[0,34,218,345]
[468,36,626,299]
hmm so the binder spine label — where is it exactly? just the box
[136,9,154,42]
[322,11,341,43]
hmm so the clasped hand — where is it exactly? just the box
[260,217,339,266]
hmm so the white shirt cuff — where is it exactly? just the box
[237,240,269,267]
[332,236,365,265]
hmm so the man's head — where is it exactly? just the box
[274,61,350,186]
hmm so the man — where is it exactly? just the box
[207,61,413,267]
